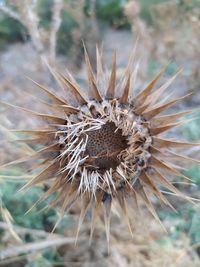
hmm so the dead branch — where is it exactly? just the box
[0,4,21,21]
[0,0,63,64]
[0,236,83,260]
[0,221,61,238]
[49,0,63,65]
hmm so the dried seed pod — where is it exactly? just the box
[3,45,200,242]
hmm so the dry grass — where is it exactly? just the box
[1,208,200,266]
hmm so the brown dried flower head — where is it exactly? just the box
[3,45,200,242]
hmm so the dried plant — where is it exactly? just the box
[0,0,100,69]
[1,45,200,245]
[124,0,154,79]
[151,1,200,88]
[0,0,63,65]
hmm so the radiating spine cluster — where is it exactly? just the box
[2,44,200,243]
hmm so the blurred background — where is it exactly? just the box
[0,0,200,266]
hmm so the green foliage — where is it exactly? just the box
[95,0,130,28]
[159,204,200,244]
[158,109,200,246]
[0,15,27,49]
[0,0,131,53]
[36,0,83,56]
[165,62,178,76]
[1,0,200,52]
[182,112,200,141]
[0,0,83,56]
[140,0,200,25]
[183,112,200,186]
[185,166,200,186]
[0,172,72,232]
[147,60,162,77]
[56,9,80,56]
[139,0,169,24]
[178,0,200,11]
[36,0,54,30]
[189,211,200,244]
[147,61,178,77]
[24,252,64,267]
[0,171,73,266]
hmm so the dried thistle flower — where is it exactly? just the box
[3,45,200,243]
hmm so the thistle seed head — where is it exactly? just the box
[4,45,199,242]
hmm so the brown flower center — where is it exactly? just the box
[84,122,128,172]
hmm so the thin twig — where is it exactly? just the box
[0,236,83,260]
[0,4,21,22]
[21,0,44,55]
[49,0,63,64]
[0,1,44,56]
[0,221,61,238]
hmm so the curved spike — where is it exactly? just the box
[30,143,59,160]
[142,93,193,120]
[119,71,131,104]
[16,89,66,114]
[90,190,103,243]
[51,184,80,232]
[35,112,67,124]
[13,138,51,145]
[150,155,193,181]
[25,77,67,105]
[10,129,54,136]
[141,172,176,211]
[96,44,104,80]
[51,181,78,212]
[0,155,32,169]
[58,105,79,113]
[0,125,34,154]
[2,102,66,124]
[106,50,116,99]
[152,137,200,148]
[134,180,165,230]
[13,134,54,145]
[125,39,138,77]
[19,161,59,191]
[118,40,138,95]
[0,143,59,168]
[83,43,103,101]
[149,119,193,135]
[134,67,166,107]
[126,186,140,216]
[150,109,197,127]
[151,167,187,197]
[141,172,160,195]
[116,190,133,237]
[59,187,76,213]
[150,146,200,164]
[167,150,200,164]
[134,102,150,115]
[25,179,63,215]
[55,71,88,105]
[102,193,112,246]
[150,146,168,155]
[75,193,90,244]
[143,69,182,107]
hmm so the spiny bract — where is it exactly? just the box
[3,45,200,242]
